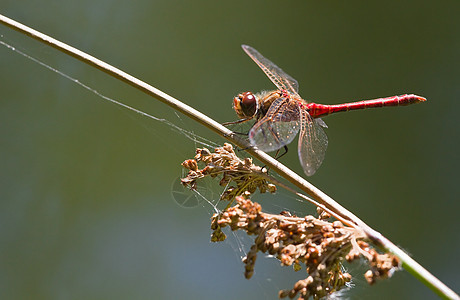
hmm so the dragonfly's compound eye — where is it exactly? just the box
[233,92,257,119]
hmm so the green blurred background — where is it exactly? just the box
[1,1,459,299]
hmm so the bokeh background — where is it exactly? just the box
[1,1,459,299]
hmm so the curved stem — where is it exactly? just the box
[0,14,457,300]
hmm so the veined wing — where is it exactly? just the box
[242,45,299,97]
[298,109,328,176]
[248,97,301,152]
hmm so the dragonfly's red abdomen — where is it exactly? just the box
[307,94,426,118]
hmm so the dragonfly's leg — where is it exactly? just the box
[237,145,254,152]
[222,117,252,126]
[223,130,248,138]
[275,145,289,160]
[232,131,249,136]
[222,118,252,137]
[260,146,288,174]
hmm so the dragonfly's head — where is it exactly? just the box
[233,92,259,119]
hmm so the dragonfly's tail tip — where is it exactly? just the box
[417,95,427,102]
[409,94,427,102]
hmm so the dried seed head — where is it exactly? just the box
[181,144,400,299]
[209,195,400,299]
[333,221,343,228]
[181,144,276,201]
[317,207,332,220]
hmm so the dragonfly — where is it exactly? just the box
[227,45,426,176]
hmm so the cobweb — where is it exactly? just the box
[1,36,356,299]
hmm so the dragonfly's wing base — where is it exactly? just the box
[298,111,328,176]
[249,98,300,153]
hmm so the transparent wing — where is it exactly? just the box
[248,97,301,152]
[298,110,328,176]
[242,45,299,96]
[315,118,328,128]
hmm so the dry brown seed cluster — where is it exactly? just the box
[181,144,401,299]
[346,240,400,285]
[181,143,276,200]
[212,196,400,300]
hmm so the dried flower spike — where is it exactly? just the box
[212,196,400,299]
[181,143,276,201]
[181,145,401,299]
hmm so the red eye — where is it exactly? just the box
[240,92,257,117]
[233,92,257,119]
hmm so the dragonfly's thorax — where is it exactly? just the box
[254,90,283,119]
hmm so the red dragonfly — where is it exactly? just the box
[228,45,426,176]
